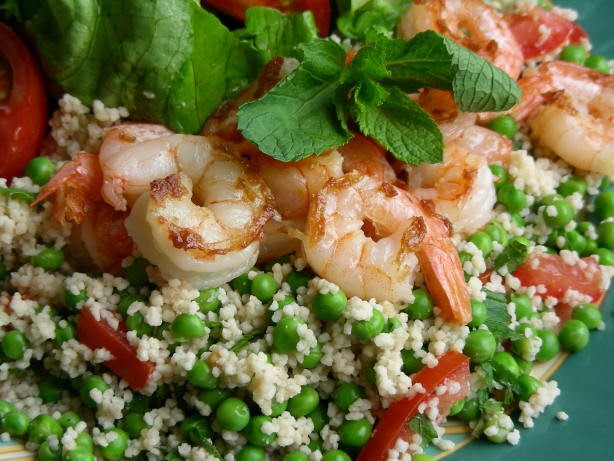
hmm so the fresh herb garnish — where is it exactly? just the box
[337,0,411,42]
[0,187,36,203]
[408,413,438,446]
[230,328,267,353]
[482,290,523,341]
[238,30,520,164]
[494,237,530,273]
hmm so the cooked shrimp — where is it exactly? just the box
[398,0,524,79]
[340,133,397,183]
[33,153,134,273]
[511,61,614,175]
[303,173,470,324]
[124,139,274,288]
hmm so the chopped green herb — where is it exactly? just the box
[0,187,37,203]
[408,414,438,446]
[230,328,267,353]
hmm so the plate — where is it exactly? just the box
[1,1,612,460]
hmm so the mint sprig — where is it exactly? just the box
[237,31,520,164]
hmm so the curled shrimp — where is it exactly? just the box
[303,173,470,324]
[398,0,524,79]
[123,136,274,288]
[340,133,397,183]
[33,153,134,273]
[510,61,614,175]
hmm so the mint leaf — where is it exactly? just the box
[0,187,36,203]
[494,238,530,273]
[483,290,523,341]
[230,328,266,353]
[408,414,438,446]
[352,85,443,165]
[237,39,351,161]
[226,7,319,97]
[337,0,411,42]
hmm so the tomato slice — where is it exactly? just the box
[506,7,588,59]
[0,24,48,179]
[357,351,470,461]
[203,0,331,36]
[513,253,604,303]
[77,307,154,391]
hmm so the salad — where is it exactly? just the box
[0,0,613,460]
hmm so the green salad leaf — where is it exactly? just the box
[336,0,411,41]
[17,0,237,134]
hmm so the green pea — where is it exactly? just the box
[270,400,288,418]
[321,450,351,461]
[491,351,520,382]
[237,445,266,461]
[535,329,560,362]
[25,157,56,186]
[598,221,614,249]
[301,343,323,369]
[558,176,587,197]
[288,386,319,417]
[510,213,526,228]
[172,313,205,341]
[352,309,385,340]
[123,413,149,439]
[273,316,304,353]
[187,359,217,389]
[58,411,80,429]
[487,115,518,139]
[400,349,424,375]
[385,317,402,332]
[285,270,312,293]
[75,432,94,451]
[124,257,149,287]
[307,404,328,432]
[126,312,153,337]
[243,415,275,447]
[283,452,309,461]
[559,319,590,352]
[582,239,599,257]
[251,274,277,302]
[64,288,87,312]
[194,288,221,313]
[595,191,614,219]
[404,288,434,320]
[338,418,372,447]
[27,414,63,444]
[312,290,347,321]
[485,424,508,444]
[563,230,587,254]
[463,330,497,363]
[38,439,62,461]
[232,272,252,295]
[559,44,588,64]
[31,248,64,270]
[333,383,365,412]
[572,303,602,330]
[0,400,15,422]
[515,356,533,375]
[542,200,574,228]
[497,183,526,213]
[448,399,464,416]
[116,293,145,317]
[517,374,542,402]
[484,222,509,245]
[2,410,30,436]
[456,398,480,421]
[512,324,539,360]
[97,428,128,460]
[584,55,611,74]
[198,388,231,412]
[64,448,95,461]
[489,165,509,185]
[216,397,250,432]
[510,294,533,320]
[468,300,487,328]
[39,376,63,403]
[469,231,493,257]
[80,375,110,409]
[2,329,28,360]
[594,247,614,266]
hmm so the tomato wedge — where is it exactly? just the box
[513,253,604,303]
[77,307,154,391]
[357,351,470,461]
[203,0,331,36]
[0,24,48,179]
[506,7,587,59]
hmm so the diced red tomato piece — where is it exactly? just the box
[77,307,154,391]
[506,7,588,59]
[203,0,331,36]
[513,253,604,303]
[357,351,470,461]
[0,24,48,179]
